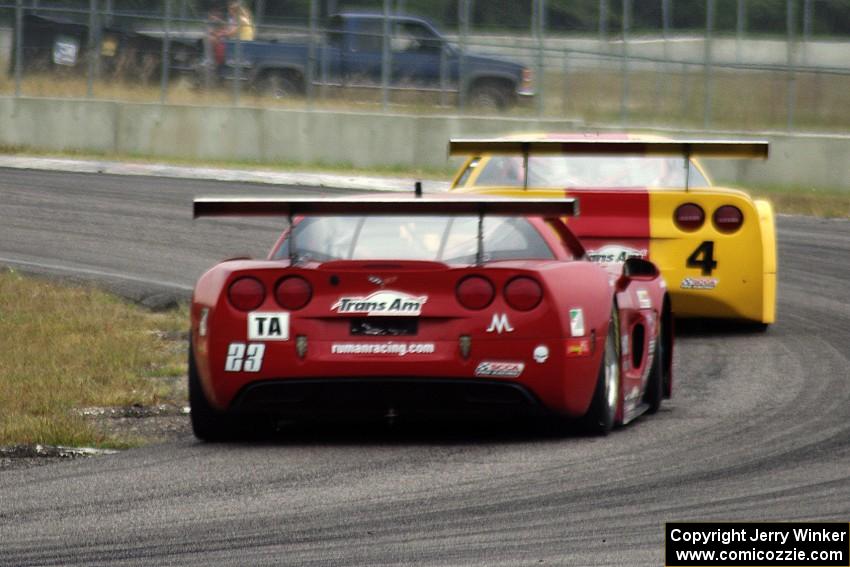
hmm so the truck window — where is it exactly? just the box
[327,15,344,48]
[349,19,384,53]
[392,22,441,54]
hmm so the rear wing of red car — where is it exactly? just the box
[448,138,769,189]
[194,196,578,264]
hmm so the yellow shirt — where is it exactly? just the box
[234,10,255,41]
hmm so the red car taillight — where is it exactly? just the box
[275,276,312,310]
[228,277,265,311]
[504,277,543,311]
[713,205,744,233]
[456,276,495,310]
[674,203,705,231]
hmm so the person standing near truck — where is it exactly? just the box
[219,1,256,42]
[204,6,225,61]
[207,0,255,70]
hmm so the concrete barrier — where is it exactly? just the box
[110,101,580,169]
[0,97,118,153]
[464,35,850,73]
[701,131,850,190]
[0,95,848,190]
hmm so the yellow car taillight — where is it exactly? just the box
[674,203,705,232]
[713,205,744,233]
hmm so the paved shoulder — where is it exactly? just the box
[0,155,451,193]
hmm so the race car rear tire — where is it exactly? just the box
[188,340,232,442]
[643,317,664,414]
[582,306,621,435]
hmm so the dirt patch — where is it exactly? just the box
[1,375,191,472]
[85,404,192,445]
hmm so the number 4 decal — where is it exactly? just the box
[687,241,717,275]
[225,342,265,372]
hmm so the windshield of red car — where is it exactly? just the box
[473,155,710,188]
[272,215,555,263]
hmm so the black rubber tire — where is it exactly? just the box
[643,316,664,415]
[259,72,302,99]
[582,306,621,435]
[468,84,510,110]
[188,340,231,442]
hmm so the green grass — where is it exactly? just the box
[544,67,850,134]
[0,270,187,448]
[0,73,467,116]
[6,66,850,133]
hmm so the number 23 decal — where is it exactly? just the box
[687,241,717,275]
[225,342,265,372]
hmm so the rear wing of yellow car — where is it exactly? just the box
[448,138,769,190]
[193,196,577,218]
[194,196,578,265]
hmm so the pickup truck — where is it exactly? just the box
[212,13,535,109]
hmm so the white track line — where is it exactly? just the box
[0,156,451,192]
[0,256,192,291]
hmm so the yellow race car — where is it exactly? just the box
[448,133,776,327]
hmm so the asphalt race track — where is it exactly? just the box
[1,169,848,566]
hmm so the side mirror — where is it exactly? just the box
[617,257,659,290]
[623,257,659,279]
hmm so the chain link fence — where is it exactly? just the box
[1,0,849,132]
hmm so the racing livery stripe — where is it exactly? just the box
[564,188,651,261]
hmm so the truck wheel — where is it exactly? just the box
[260,72,302,99]
[468,84,511,110]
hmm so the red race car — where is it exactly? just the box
[189,195,672,440]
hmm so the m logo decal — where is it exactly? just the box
[486,313,515,334]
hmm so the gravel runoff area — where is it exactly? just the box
[0,407,192,471]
